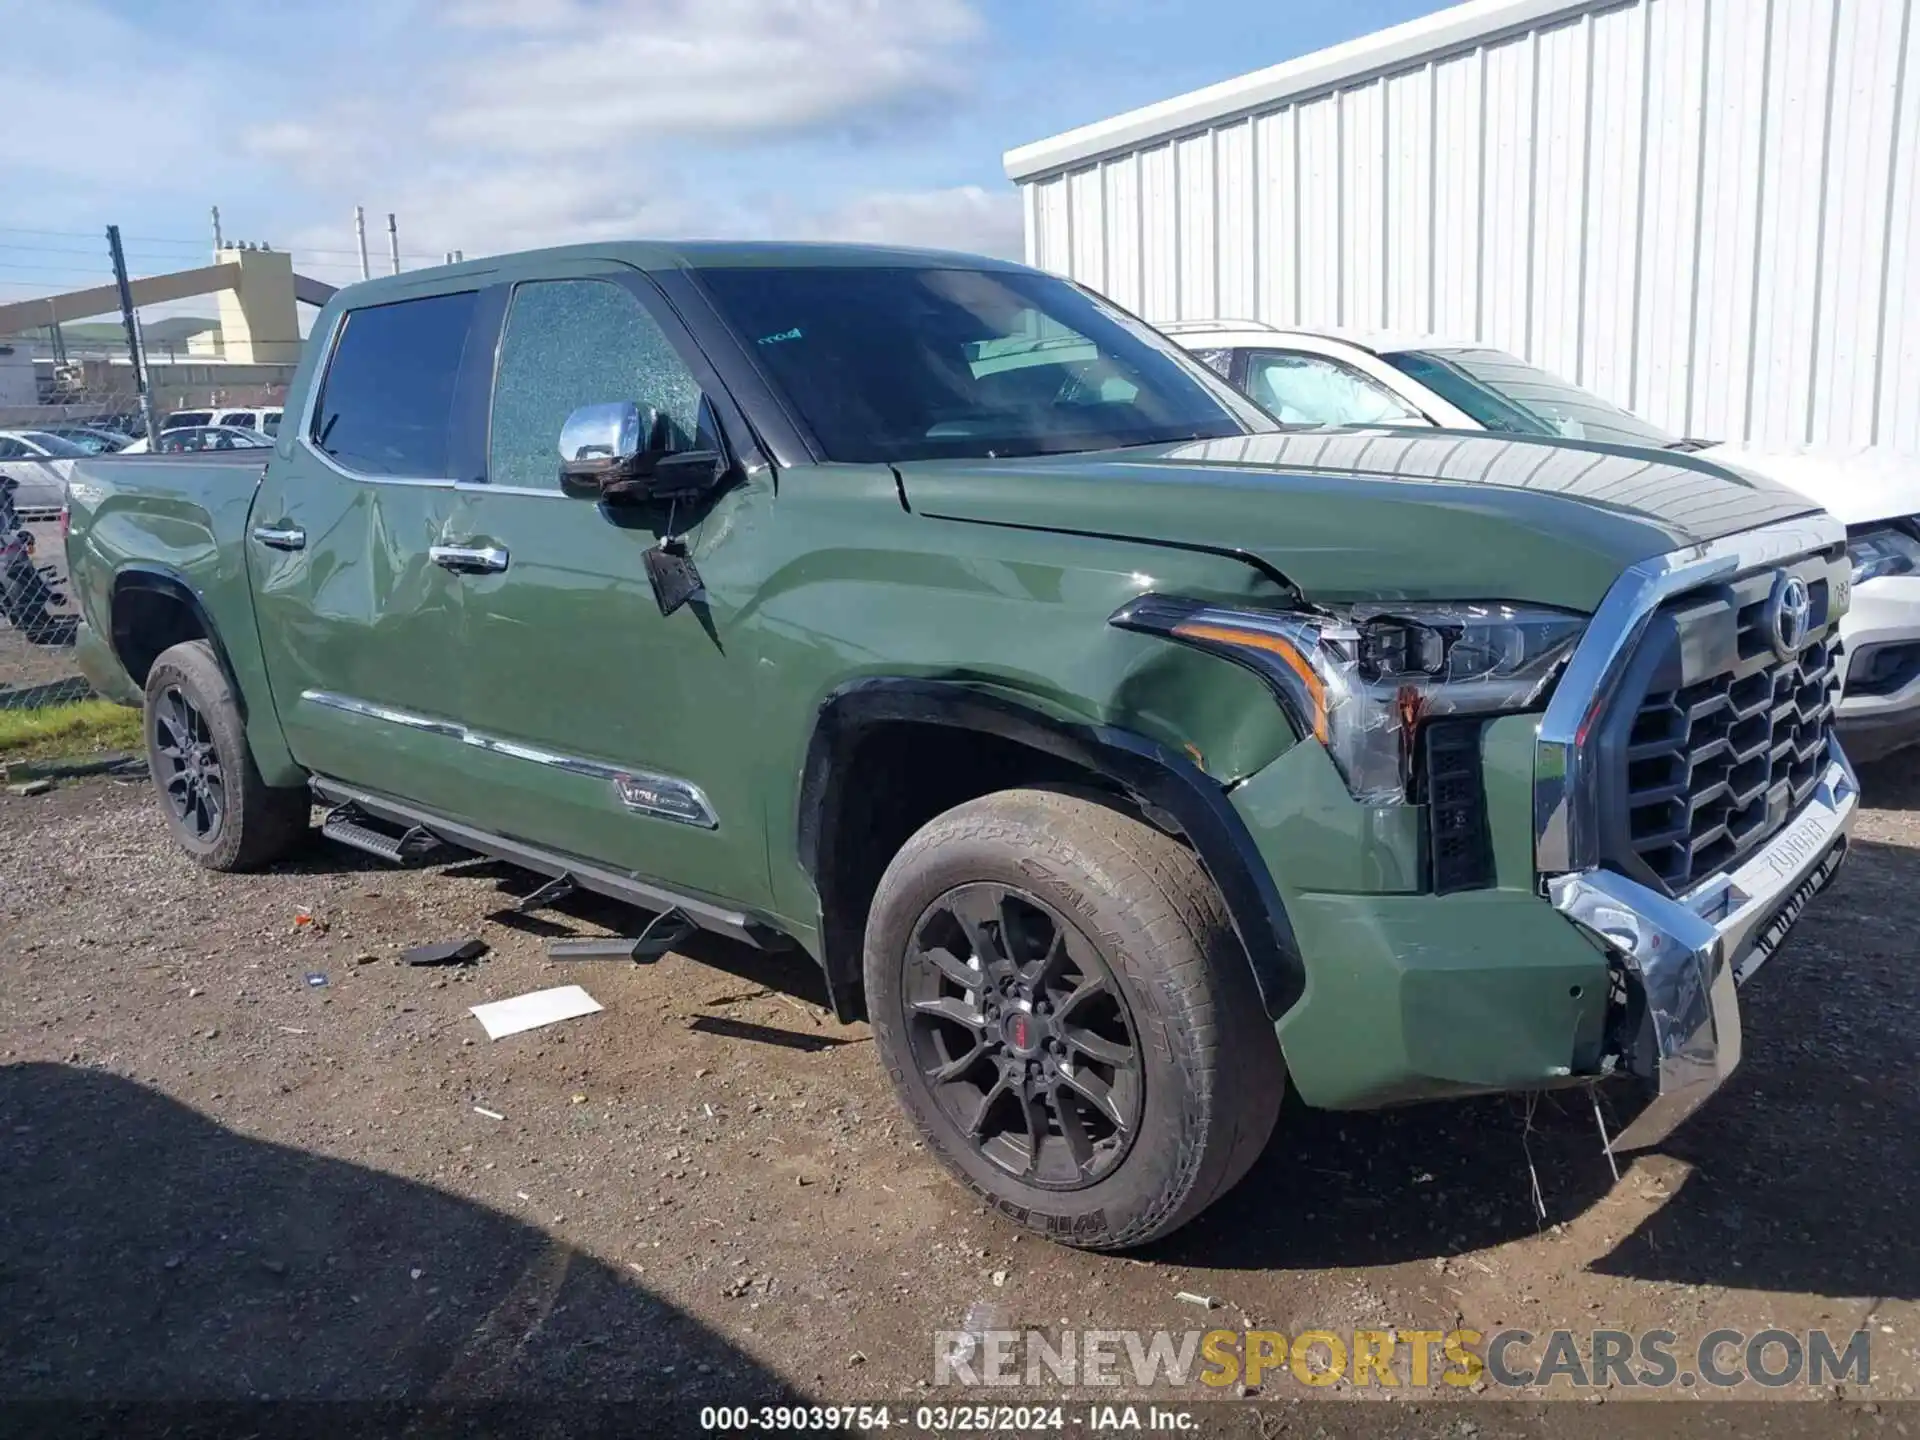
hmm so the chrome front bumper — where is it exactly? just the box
[1550,748,1859,1152]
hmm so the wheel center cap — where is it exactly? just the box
[1000,1004,1044,1056]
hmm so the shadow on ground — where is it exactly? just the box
[1856,751,1920,809]
[1153,836,1920,1301]
[0,1062,803,1422]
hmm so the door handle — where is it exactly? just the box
[429,543,510,574]
[252,524,306,551]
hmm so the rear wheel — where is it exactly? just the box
[144,640,308,870]
[864,788,1284,1250]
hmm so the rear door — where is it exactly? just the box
[249,287,490,818]
[439,266,778,907]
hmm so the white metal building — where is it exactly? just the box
[1004,0,1919,452]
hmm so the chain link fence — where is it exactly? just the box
[3,309,292,720]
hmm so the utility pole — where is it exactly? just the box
[387,214,401,275]
[354,205,370,280]
[107,225,157,447]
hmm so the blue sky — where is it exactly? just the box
[1,0,1454,313]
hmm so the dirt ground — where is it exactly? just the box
[1,751,1917,1436]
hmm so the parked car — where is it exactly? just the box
[161,406,282,436]
[120,426,273,455]
[0,427,87,516]
[38,425,135,454]
[1170,322,1920,762]
[67,241,1855,1250]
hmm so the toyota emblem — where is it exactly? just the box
[1767,573,1814,660]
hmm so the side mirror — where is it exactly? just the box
[559,400,660,499]
[557,399,733,504]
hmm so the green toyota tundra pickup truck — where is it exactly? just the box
[65,242,1856,1249]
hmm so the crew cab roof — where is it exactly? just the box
[327,240,1031,307]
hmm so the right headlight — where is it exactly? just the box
[1112,594,1586,805]
[1847,523,1920,585]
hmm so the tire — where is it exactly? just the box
[864,788,1284,1250]
[143,639,309,870]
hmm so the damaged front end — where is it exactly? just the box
[1553,752,1855,1151]
[1535,514,1860,1152]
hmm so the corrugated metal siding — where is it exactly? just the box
[1018,0,1918,450]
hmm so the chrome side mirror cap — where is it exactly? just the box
[559,401,661,494]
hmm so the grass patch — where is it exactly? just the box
[0,700,144,762]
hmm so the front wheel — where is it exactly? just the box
[864,788,1284,1250]
[143,640,309,870]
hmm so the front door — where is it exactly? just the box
[249,287,482,819]
[442,269,777,910]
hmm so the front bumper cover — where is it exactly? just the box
[1550,748,1858,1152]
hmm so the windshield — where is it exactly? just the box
[19,431,88,457]
[45,429,118,453]
[1382,347,1679,448]
[694,265,1272,463]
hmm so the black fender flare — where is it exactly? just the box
[109,564,245,713]
[797,677,1306,1022]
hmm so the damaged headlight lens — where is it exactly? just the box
[1112,595,1587,804]
[1847,524,1920,585]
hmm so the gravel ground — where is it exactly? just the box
[0,755,1916,1436]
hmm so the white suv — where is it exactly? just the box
[162,406,283,436]
[1169,321,1920,763]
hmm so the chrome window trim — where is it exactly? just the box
[1534,511,1848,876]
[300,690,719,830]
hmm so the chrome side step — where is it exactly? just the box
[307,777,788,952]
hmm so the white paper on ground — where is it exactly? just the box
[470,985,604,1040]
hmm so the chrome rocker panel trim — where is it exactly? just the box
[1534,512,1847,875]
[299,689,719,829]
[1551,748,1858,1153]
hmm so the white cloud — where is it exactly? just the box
[249,0,1017,266]
[434,0,981,151]
[6,0,1024,300]
[787,185,1023,258]
[0,1,217,208]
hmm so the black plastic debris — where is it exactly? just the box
[404,938,489,967]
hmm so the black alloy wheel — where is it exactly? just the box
[900,881,1143,1190]
[152,683,225,842]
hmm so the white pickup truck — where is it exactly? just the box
[1170,322,1920,763]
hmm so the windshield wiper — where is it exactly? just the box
[1661,437,1717,453]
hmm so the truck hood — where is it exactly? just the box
[1698,443,1919,526]
[898,429,1822,612]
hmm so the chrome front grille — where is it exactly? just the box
[1595,549,1847,897]
[1624,634,1840,890]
